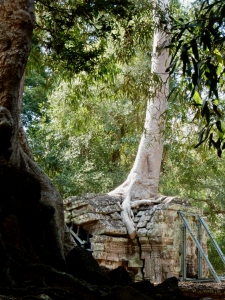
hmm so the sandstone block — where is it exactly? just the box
[137,228,147,236]
[72,212,104,225]
[64,197,88,210]
[137,211,145,217]
[91,243,105,251]
[134,216,140,223]
[128,258,143,268]
[92,251,107,260]
[110,212,122,220]
[137,220,148,228]
[84,219,127,236]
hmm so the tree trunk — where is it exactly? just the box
[0,0,73,272]
[109,0,170,238]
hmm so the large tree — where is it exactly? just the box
[0,0,70,271]
[109,0,170,238]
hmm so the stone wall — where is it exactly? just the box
[64,194,208,282]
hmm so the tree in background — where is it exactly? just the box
[27,51,151,198]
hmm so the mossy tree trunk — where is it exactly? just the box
[0,0,72,274]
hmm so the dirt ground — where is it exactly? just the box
[179,281,225,299]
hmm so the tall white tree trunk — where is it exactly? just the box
[109,0,170,238]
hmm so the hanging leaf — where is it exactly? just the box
[194,125,212,148]
[215,138,221,149]
[169,61,177,75]
[169,38,184,66]
[201,100,210,124]
[213,104,222,117]
[217,148,222,157]
[191,38,199,61]
[217,63,223,76]
[216,120,223,133]
[209,132,213,149]
[193,91,202,105]
[181,44,190,76]
[198,128,205,143]
[201,30,211,50]
[214,49,223,64]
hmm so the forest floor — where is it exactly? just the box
[179,281,225,299]
[0,245,224,300]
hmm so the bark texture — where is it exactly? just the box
[109,0,170,238]
[0,0,73,270]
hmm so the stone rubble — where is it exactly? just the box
[64,194,208,282]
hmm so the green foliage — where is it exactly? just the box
[33,0,154,75]
[26,48,152,197]
[22,69,50,127]
[169,0,225,156]
[160,80,225,273]
[160,79,225,215]
[207,217,225,275]
[35,0,132,71]
[24,0,156,198]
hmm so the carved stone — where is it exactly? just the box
[64,194,208,282]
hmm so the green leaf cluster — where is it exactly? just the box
[33,0,154,75]
[169,0,225,156]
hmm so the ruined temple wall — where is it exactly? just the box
[90,203,208,282]
[64,195,208,282]
[135,203,208,281]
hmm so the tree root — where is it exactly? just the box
[111,192,177,239]
[0,261,110,300]
[131,199,161,208]
[120,194,136,239]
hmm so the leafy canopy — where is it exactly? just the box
[33,0,154,75]
[169,0,225,156]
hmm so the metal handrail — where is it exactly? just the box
[198,215,225,266]
[178,211,221,283]
[70,228,86,246]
